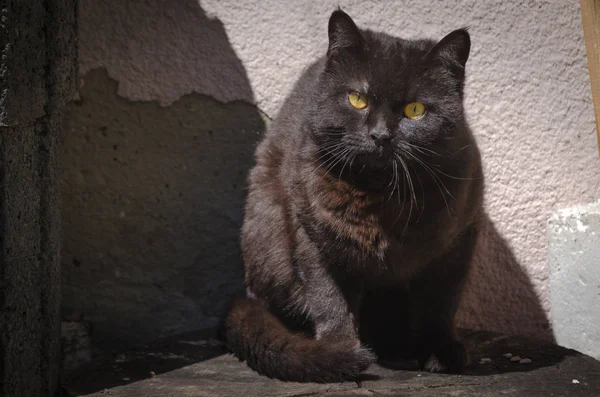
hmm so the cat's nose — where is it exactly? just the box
[370,128,391,146]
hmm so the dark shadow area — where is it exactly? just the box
[458,329,573,376]
[457,213,554,341]
[63,328,225,396]
[376,330,570,377]
[60,0,264,374]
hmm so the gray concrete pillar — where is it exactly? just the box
[1,1,78,396]
[548,201,600,361]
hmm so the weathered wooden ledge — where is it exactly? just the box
[63,329,600,396]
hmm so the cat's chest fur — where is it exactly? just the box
[297,168,461,282]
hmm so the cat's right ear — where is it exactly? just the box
[425,29,471,77]
[327,10,364,57]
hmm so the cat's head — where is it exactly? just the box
[309,9,471,177]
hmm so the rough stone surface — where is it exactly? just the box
[60,69,266,350]
[46,0,79,108]
[64,329,600,397]
[68,0,600,349]
[1,122,43,397]
[0,0,47,125]
[0,0,78,396]
[548,201,600,360]
[61,318,93,376]
[0,117,63,397]
[37,113,64,397]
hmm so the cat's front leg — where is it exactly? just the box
[297,257,378,375]
[290,222,377,380]
[295,230,365,347]
[412,225,478,373]
[303,260,363,345]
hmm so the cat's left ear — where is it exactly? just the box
[426,29,471,74]
[327,9,364,57]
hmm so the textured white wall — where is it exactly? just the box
[77,0,599,340]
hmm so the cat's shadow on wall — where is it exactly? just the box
[458,213,553,342]
[63,0,555,394]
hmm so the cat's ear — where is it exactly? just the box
[426,29,471,73]
[327,9,364,57]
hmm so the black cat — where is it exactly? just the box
[223,9,484,383]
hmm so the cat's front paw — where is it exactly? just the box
[422,340,468,373]
[423,353,446,373]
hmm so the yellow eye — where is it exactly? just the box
[404,102,426,119]
[348,91,368,109]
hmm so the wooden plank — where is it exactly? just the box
[580,0,600,155]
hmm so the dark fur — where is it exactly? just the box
[223,9,484,383]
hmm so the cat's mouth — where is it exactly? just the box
[376,144,394,157]
[366,143,396,163]
[351,144,398,170]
